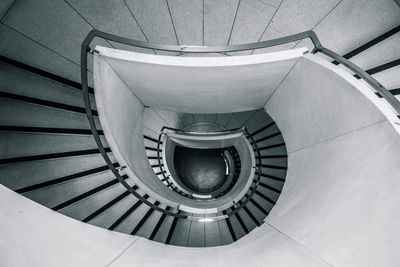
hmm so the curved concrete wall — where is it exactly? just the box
[263,54,400,266]
[94,55,185,208]
[94,55,262,212]
[78,51,400,266]
[96,46,307,113]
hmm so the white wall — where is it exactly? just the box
[264,54,400,266]
[97,46,307,113]
[94,55,183,208]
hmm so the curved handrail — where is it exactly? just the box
[188,127,263,220]
[81,29,400,221]
[224,127,263,217]
[156,132,193,198]
[156,126,247,199]
[160,125,243,134]
[157,125,264,218]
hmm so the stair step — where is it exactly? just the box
[257,145,287,156]
[259,178,284,192]
[0,61,96,108]
[152,210,176,243]
[217,216,234,244]
[60,183,129,222]
[252,193,275,212]
[132,204,162,237]
[0,125,104,135]
[187,218,206,247]
[350,31,400,70]
[226,213,246,241]
[169,213,192,246]
[22,170,116,208]
[0,98,101,129]
[89,194,138,229]
[0,132,106,160]
[372,65,400,91]
[204,216,223,247]
[0,153,115,190]
[114,199,152,234]
[0,91,97,116]
[258,156,288,166]
[258,167,286,181]
[242,203,263,226]
[237,208,258,232]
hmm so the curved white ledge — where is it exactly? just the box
[95,45,307,113]
[167,131,244,149]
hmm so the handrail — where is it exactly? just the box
[156,126,247,199]
[156,132,193,198]
[81,29,400,221]
[224,127,263,218]
[160,125,243,134]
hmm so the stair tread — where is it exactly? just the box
[0,98,101,129]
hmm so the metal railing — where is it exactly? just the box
[155,126,249,200]
[81,29,400,220]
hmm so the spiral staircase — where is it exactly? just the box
[1,0,400,266]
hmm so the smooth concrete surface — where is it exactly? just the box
[0,185,326,267]
[110,224,327,267]
[266,120,400,267]
[150,108,184,129]
[373,65,400,90]
[124,0,177,46]
[0,185,137,267]
[167,0,203,45]
[94,54,184,209]
[350,32,400,70]
[64,0,147,48]
[0,23,84,86]
[268,0,341,37]
[204,0,239,46]
[1,0,110,67]
[265,54,388,153]
[229,0,279,47]
[96,46,306,113]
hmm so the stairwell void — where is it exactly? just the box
[0,2,400,264]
